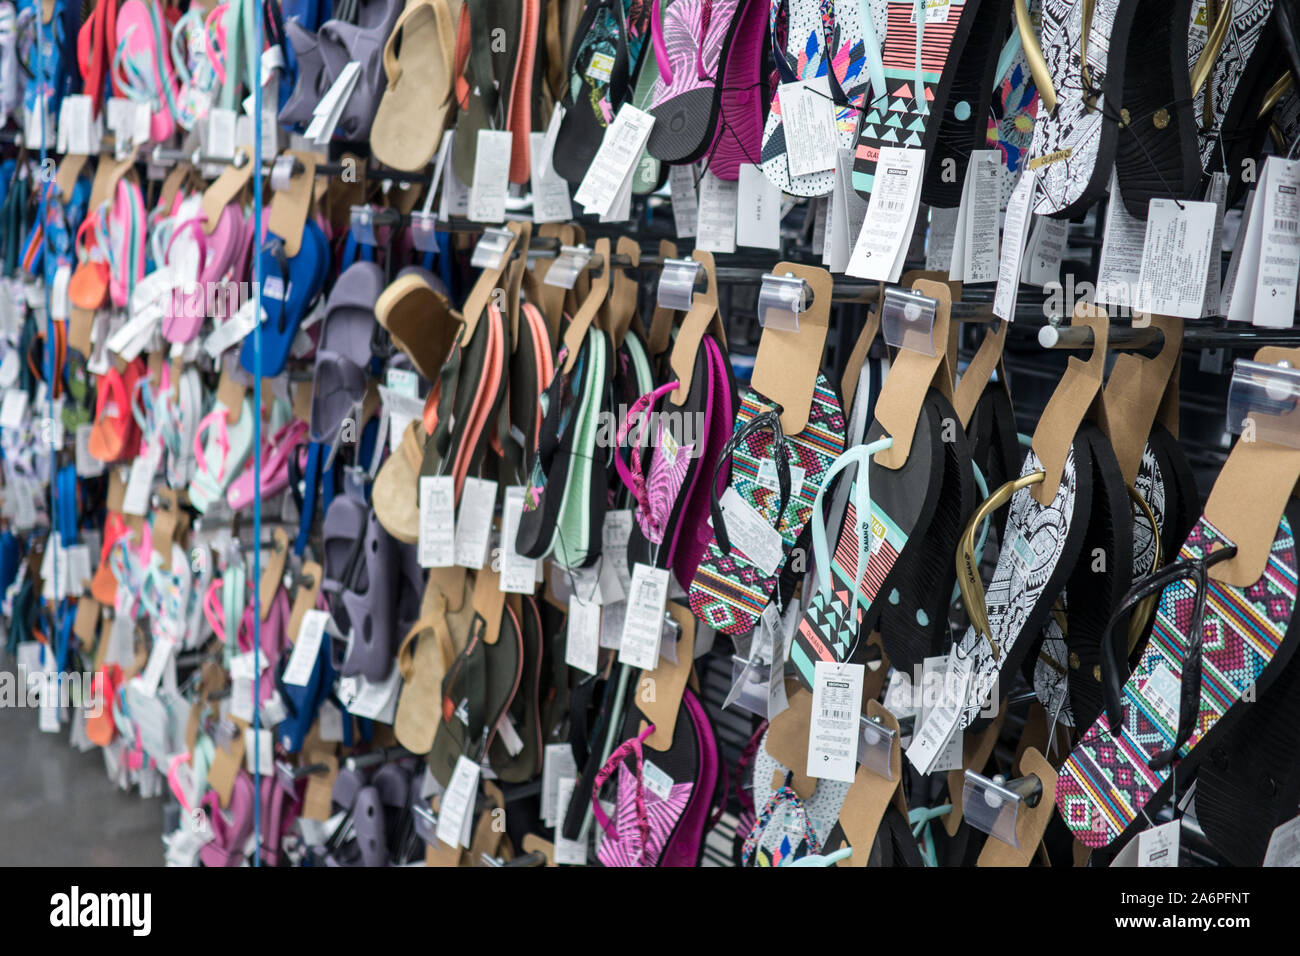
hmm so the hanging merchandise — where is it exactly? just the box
[4,0,1300,890]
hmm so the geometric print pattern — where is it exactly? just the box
[1056,513,1299,849]
[1186,0,1274,171]
[596,763,694,867]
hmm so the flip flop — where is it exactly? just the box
[370,0,457,172]
[762,0,878,198]
[689,374,847,635]
[1057,503,1300,850]
[162,203,242,343]
[188,395,257,513]
[552,0,655,185]
[239,220,330,379]
[374,266,459,384]
[113,0,179,143]
[393,574,473,754]
[985,0,1043,208]
[374,420,425,544]
[87,357,146,464]
[450,0,524,184]
[339,510,402,683]
[310,261,383,447]
[487,596,545,782]
[199,771,256,867]
[318,0,405,141]
[227,419,309,510]
[277,19,334,128]
[700,0,769,180]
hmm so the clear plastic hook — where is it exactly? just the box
[882,287,939,357]
[657,257,702,312]
[349,206,378,247]
[470,227,515,269]
[961,771,1030,848]
[757,272,809,332]
[543,245,593,290]
[1226,359,1300,449]
[274,759,299,799]
[856,715,897,780]
[409,211,439,253]
[270,155,297,192]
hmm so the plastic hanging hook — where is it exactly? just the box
[856,714,897,780]
[409,211,439,253]
[757,272,810,332]
[470,227,515,269]
[961,770,1042,848]
[881,286,939,356]
[1226,359,1300,449]
[349,205,378,246]
[270,154,297,192]
[656,257,702,311]
[543,244,593,290]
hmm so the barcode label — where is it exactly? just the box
[1275,218,1298,234]
[881,200,904,212]
[821,708,850,721]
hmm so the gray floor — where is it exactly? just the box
[0,688,163,866]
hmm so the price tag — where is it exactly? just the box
[467,129,512,224]
[846,147,925,282]
[717,487,785,577]
[828,148,870,273]
[669,164,699,239]
[736,164,782,250]
[617,563,669,670]
[695,171,738,254]
[565,595,601,675]
[500,487,540,593]
[919,656,963,773]
[949,150,1002,284]
[541,744,578,827]
[283,609,331,686]
[121,446,161,516]
[1228,157,1300,327]
[807,660,864,783]
[906,649,971,774]
[454,477,497,569]
[438,133,471,220]
[777,77,839,177]
[59,95,97,155]
[926,206,959,272]
[992,168,1037,321]
[0,388,27,429]
[1134,819,1181,867]
[1096,167,1146,310]
[1021,215,1068,288]
[203,297,264,358]
[553,776,586,864]
[207,107,237,159]
[530,130,573,224]
[436,754,480,848]
[345,666,401,722]
[1135,199,1217,319]
[601,510,633,594]
[574,104,656,218]
[1202,171,1228,316]
[137,635,176,698]
[418,475,455,567]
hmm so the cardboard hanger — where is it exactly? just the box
[976,748,1058,867]
[56,154,88,203]
[267,150,318,257]
[839,290,883,412]
[288,561,324,643]
[472,567,505,645]
[560,237,613,374]
[764,684,817,799]
[750,263,834,435]
[943,700,1009,836]
[89,154,138,211]
[258,528,290,621]
[645,239,680,357]
[1204,345,1300,586]
[952,320,1010,427]
[217,367,247,424]
[636,601,696,751]
[605,236,642,350]
[158,161,193,214]
[151,488,189,573]
[201,154,254,235]
[871,278,956,470]
[501,220,533,349]
[834,701,909,865]
[1029,303,1111,506]
[667,250,725,404]
[460,221,525,343]
[1102,315,1183,486]
[901,269,963,378]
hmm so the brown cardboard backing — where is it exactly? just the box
[645,240,680,357]
[460,222,524,343]
[872,278,955,470]
[1029,304,1110,506]
[217,368,247,424]
[288,561,324,642]
[74,596,100,650]
[469,782,507,862]
[258,528,289,621]
[839,293,882,412]
[89,155,137,211]
[943,700,1009,836]
[765,684,816,799]
[636,601,696,751]
[424,805,466,866]
[151,488,188,573]
[976,748,1058,867]
[1013,699,1072,771]
[472,567,505,645]
[501,221,532,347]
[301,754,339,821]
[68,306,95,356]
[835,701,907,865]
[158,162,192,214]
[668,250,725,402]
[429,565,468,612]
[268,151,318,256]
[606,236,643,349]
[1204,347,1300,585]
[521,833,557,867]
[529,223,578,345]
[561,237,612,373]
[1103,315,1183,485]
[201,160,254,235]
[207,730,247,808]
[952,321,1010,427]
[750,263,833,436]
[56,154,88,202]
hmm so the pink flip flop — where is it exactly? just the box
[163,202,242,342]
[114,0,179,143]
[226,418,309,511]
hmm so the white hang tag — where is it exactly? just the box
[418,475,456,567]
[919,655,963,773]
[206,107,237,160]
[378,385,423,453]
[530,131,573,224]
[438,133,471,219]
[600,166,636,223]
[242,727,275,775]
[565,595,601,675]
[50,264,71,321]
[121,445,161,516]
[0,349,18,387]
[24,95,53,151]
[1249,157,1300,327]
[574,104,656,218]
[496,713,525,757]
[599,600,626,649]
[500,487,540,593]
[807,660,864,783]
[468,129,513,224]
[553,776,586,864]
[304,61,361,144]
[618,563,670,670]
[1134,198,1217,319]
[203,296,264,358]
[1132,818,1181,867]
[1202,171,1228,316]
[0,387,27,428]
[736,164,782,250]
[541,743,578,827]
[436,754,481,849]
[1221,188,1255,320]
[1096,167,1147,309]
[811,196,829,257]
[1263,813,1300,866]
[454,477,497,569]
[696,171,739,254]
[829,147,870,274]
[346,666,402,722]
[64,544,92,594]
[1021,215,1068,288]
[540,104,566,178]
[717,486,785,577]
[76,424,106,477]
[59,95,97,156]
[283,609,332,686]
[906,647,971,774]
[992,168,1037,321]
[601,510,633,594]
[778,76,839,177]
[927,205,959,272]
[669,164,699,238]
[137,635,176,698]
[955,150,1002,283]
[846,147,926,282]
